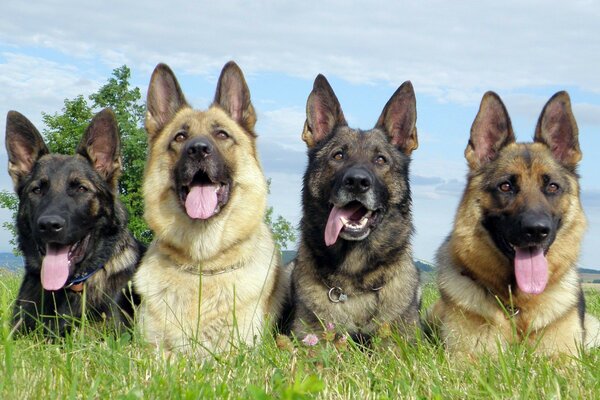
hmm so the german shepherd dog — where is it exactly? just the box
[7,109,142,335]
[288,75,421,342]
[426,91,600,355]
[134,62,285,354]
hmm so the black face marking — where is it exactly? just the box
[20,157,115,249]
[301,127,414,270]
[8,109,141,336]
[478,147,572,263]
[173,132,232,218]
[13,151,125,307]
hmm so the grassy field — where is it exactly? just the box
[1,271,600,399]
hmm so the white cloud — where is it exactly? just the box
[572,103,600,127]
[2,1,600,102]
[496,93,600,127]
[412,157,467,183]
[1,0,600,267]
[0,52,100,143]
[258,107,306,152]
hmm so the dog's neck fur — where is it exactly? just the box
[155,221,275,274]
[298,238,414,293]
[438,237,582,333]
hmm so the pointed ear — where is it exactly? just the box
[146,63,188,140]
[465,91,515,169]
[76,108,121,187]
[375,81,418,155]
[534,91,581,168]
[5,111,49,189]
[212,61,257,135]
[302,74,347,148]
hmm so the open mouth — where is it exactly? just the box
[508,243,549,295]
[39,235,90,291]
[324,201,379,246]
[179,170,230,220]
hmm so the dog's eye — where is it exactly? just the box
[375,155,387,165]
[215,130,229,140]
[547,182,560,193]
[332,151,344,161]
[499,182,513,193]
[174,131,187,143]
[77,185,88,193]
[31,186,41,195]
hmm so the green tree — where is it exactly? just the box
[41,65,151,242]
[88,66,150,242]
[265,179,297,250]
[0,65,297,253]
[265,206,297,251]
[0,191,19,254]
[0,65,151,250]
[0,96,98,255]
[42,95,94,153]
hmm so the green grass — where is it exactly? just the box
[1,273,599,399]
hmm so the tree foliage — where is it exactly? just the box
[38,65,152,242]
[265,179,297,250]
[88,66,150,242]
[265,206,297,251]
[0,191,19,254]
[42,95,94,154]
[0,65,297,253]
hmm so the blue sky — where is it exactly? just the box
[1,1,599,268]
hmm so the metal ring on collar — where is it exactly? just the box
[328,287,347,303]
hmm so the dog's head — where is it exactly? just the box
[301,75,418,247]
[462,91,584,294]
[143,62,267,251]
[5,109,122,291]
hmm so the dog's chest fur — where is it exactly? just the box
[292,248,420,336]
[135,231,280,352]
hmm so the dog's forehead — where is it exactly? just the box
[485,142,568,180]
[508,143,560,168]
[326,127,389,148]
[33,154,95,181]
[168,108,242,138]
[163,109,205,135]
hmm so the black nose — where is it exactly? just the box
[342,167,373,194]
[186,138,213,159]
[38,215,66,234]
[520,213,551,242]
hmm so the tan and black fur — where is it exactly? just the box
[7,109,142,335]
[134,62,285,354]
[288,75,421,342]
[426,91,600,355]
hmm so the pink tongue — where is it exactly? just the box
[41,244,70,291]
[514,247,549,294]
[324,204,363,247]
[185,184,219,219]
